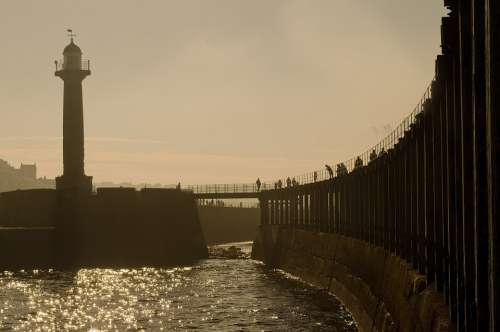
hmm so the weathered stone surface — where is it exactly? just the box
[252,226,451,332]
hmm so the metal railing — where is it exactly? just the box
[197,200,260,208]
[184,183,272,194]
[97,82,433,196]
[55,59,90,71]
[170,84,431,196]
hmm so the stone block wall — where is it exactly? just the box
[0,187,208,269]
[252,226,451,332]
[56,187,208,268]
[198,206,260,245]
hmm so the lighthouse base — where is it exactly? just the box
[56,174,93,193]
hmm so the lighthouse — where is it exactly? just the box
[55,32,92,193]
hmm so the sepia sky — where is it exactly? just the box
[0,1,447,184]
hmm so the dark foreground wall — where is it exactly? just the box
[252,226,451,332]
[0,189,58,269]
[198,206,259,245]
[0,188,208,269]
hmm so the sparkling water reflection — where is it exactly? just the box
[0,242,357,331]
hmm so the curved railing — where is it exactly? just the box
[176,83,431,195]
[174,84,433,195]
[267,83,432,186]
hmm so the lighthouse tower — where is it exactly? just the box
[55,33,92,193]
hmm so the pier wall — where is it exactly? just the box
[0,189,57,268]
[0,189,57,227]
[0,188,208,269]
[252,225,451,332]
[198,206,259,245]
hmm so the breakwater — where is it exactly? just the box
[198,206,259,245]
[252,226,450,331]
[0,188,207,269]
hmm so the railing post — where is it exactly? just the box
[394,141,401,256]
[279,190,284,226]
[328,181,334,234]
[341,176,347,236]
[452,24,466,326]
[304,188,310,230]
[442,36,458,318]
[458,2,478,328]
[433,77,445,294]
[353,170,360,239]
[285,189,290,227]
[366,164,372,244]
[310,186,316,231]
[322,183,329,233]
[388,149,395,253]
[270,196,275,225]
[485,2,500,329]
[409,124,418,269]
[333,179,338,234]
[382,154,389,250]
[259,195,268,225]
[423,99,436,286]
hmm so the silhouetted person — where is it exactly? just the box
[292,177,298,186]
[278,179,283,189]
[176,182,181,190]
[354,156,363,169]
[286,177,291,188]
[336,163,348,176]
[369,149,377,162]
[314,171,318,182]
[256,178,261,191]
[325,164,334,179]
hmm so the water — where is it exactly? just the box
[0,242,357,331]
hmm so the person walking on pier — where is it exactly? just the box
[325,164,334,179]
[354,157,363,169]
[256,178,261,191]
[336,163,348,176]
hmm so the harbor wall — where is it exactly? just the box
[252,225,451,332]
[198,206,260,245]
[0,188,208,269]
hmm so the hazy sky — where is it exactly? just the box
[0,1,447,184]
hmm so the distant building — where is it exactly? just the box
[19,164,36,179]
[0,158,55,192]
